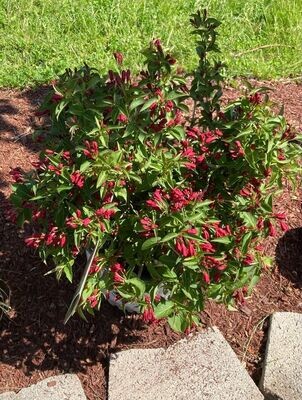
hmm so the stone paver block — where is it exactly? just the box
[0,374,86,400]
[109,327,263,400]
[260,312,302,400]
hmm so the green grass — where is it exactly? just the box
[0,0,302,87]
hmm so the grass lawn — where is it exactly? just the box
[0,0,301,87]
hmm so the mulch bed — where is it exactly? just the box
[0,81,302,399]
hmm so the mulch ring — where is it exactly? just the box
[0,81,302,400]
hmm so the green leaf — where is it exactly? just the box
[241,212,257,227]
[158,265,178,280]
[154,300,175,318]
[141,236,161,251]
[129,97,145,111]
[64,262,73,283]
[161,232,179,243]
[212,236,231,244]
[126,277,146,297]
[241,231,253,254]
[80,161,91,172]
[168,313,186,332]
[96,171,107,188]
[57,185,73,193]
[140,97,158,112]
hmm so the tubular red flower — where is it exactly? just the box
[249,92,262,105]
[200,242,216,253]
[87,293,99,308]
[95,207,116,219]
[142,306,157,323]
[9,167,24,183]
[230,140,245,159]
[267,221,277,237]
[71,171,85,188]
[202,271,210,284]
[83,140,99,159]
[117,113,128,124]
[243,254,254,265]
[113,51,123,65]
[82,217,91,227]
[279,220,289,232]
[25,233,45,249]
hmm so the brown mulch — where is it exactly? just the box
[0,81,302,399]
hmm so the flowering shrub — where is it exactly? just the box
[10,10,301,331]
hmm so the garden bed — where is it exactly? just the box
[0,81,302,400]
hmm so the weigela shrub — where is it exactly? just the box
[10,10,301,331]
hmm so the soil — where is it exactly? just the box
[0,81,302,399]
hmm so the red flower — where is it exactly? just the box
[200,242,215,253]
[83,140,98,159]
[82,217,91,227]
[95,207,116,219]
[146,189,166,211]
[243,254,254,265]
[111,263,124,273]
[214,223,231,237]
[273,212,286,220]
[202,271,210,284]
[175,238,196,257]
[267,221,277,237]
[48,163,63,176]
[277,150,286,161]
[9,167,24,183]
[279,220,289,232]
[25,233,45,249]
[143,306,157,323]
[51,93,63,103]
[165,100,174,112]
[71,246,80,257]
[87,291,99,308]
[230,140,245,159]
[202,227,210,240]
[45,227,59,245]
[66,216,78,229]
[113,51,123,65]
[32,209,46,220]
[186,227,198,235]
[71,171,85,188]
[140,217,158,231]
[113,272,124,283]
[239,187,252,197]
[153,38,162,49]
[204,256,227,271]
[89,257,101,274]
[249,92,262,105]
[117,113,128,124]
[58,233,67,248]
[62,151,71,161]
[257,217,264,230]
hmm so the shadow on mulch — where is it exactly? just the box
[276,228,302,289]
[0,192,179,399]
[0,86,49,137]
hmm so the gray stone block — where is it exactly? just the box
[260,312,302,400]
[0,394,15,400]
[109,327,263,400]
[0,374,86,400]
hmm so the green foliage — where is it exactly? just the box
[10,10,302,332]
